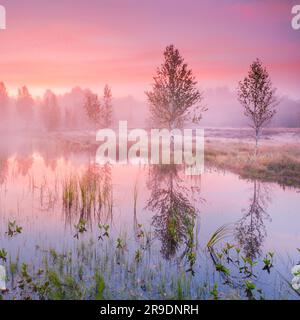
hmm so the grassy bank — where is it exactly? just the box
[205,140,300,188]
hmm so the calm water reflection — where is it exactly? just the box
[0,137,299,298]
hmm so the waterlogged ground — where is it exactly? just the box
[0,135,299,300]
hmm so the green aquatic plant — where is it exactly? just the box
[215,263,230,276]
[245,280,256,300]
[136,224,145,239]
[9,259,18,285]
[116,238,125,250]
[94,272,105,300]
[207,224,232,249]
[98,224,110,240]
[0,216,296,300]
[6,220,22,237]
[183,215,197,275]
[262,252,275,274]
[74,218,88,239]
[177,278,183,300]
[134,250,142,263]
[210,283,219,300]
[0,249,7,262]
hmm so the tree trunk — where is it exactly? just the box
[254,129,259,157]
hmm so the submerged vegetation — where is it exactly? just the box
[0,217,299,300]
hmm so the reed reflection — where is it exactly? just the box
[0,155,8,185]
[63,163,113,228]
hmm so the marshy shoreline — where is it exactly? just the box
[45,127,300,189]
[205,139,300,189]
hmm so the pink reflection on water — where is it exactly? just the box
[0,150,299,259]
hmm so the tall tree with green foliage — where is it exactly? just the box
[146,45,205,129]
[238,59,278,153]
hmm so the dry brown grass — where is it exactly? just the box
[205,140,300,188]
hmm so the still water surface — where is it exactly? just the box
[0,137,299,299]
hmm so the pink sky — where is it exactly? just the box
[0,0,299,99]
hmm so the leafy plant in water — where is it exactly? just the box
[98,224,110,241]
[94,272,105,300]
[210,283,219,300]
[134,250,142,263]
[6,220,22,237]
[184,215,197,276]
[215,263,230,276]
[177,278,183,300]
[262,252,274,274]
[136,224,145,239]
[0,249,7,262]
[74,219,87,239]
[186,251,196,276]
[116,238,125,250]
[245,280,256,300]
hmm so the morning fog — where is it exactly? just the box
[0,5,6,29]
[96,121,204,175]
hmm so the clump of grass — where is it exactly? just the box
[63,174,78,210]
[94,272,105,300]
[79,165,100,217]
[62,164,113,224]
[207,224,233,249]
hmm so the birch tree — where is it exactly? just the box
[146,45,205,129]
[238,59,278,153]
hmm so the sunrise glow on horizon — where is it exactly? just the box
[0,0,299,99]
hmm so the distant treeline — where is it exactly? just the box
[0,83,111,132]
[0,82,299,132]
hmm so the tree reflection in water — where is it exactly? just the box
[146,164,201,261]
[235,180,271,259]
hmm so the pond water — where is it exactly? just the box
[0,136,299,299]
